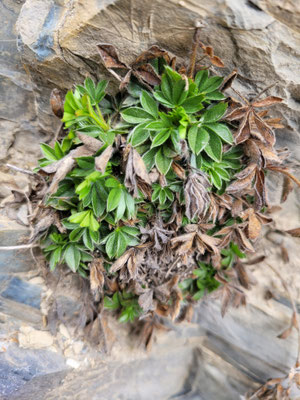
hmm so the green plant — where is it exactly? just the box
[32,34,298,326]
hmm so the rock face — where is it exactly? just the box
[1,0,300,398]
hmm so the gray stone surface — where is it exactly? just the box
[1,1,300,398]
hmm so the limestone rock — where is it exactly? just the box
[18,326,54,349]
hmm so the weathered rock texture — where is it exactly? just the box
[1,0,300,398]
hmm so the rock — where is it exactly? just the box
[0,0,52,174]
[66,358,80,369]
[18,326,54,349]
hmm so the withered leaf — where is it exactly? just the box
[133,45,171,66]
[252,96,283,108]
[90,259,105,302]
[132,148,151,185]
[95,145,113,174]
[281,176,294,203]
[220,69,238,91]
[170,288,182,321]
[172,162,186,180]
[210,55,225,68]
[138,290,154,312]
[119,70,132,91]
[221,286,231,317]
[45,145,95,195]
[254,169,266,210]
[235,262,250,289]
[235,227,255,252]
[171,232,196,255]
[97,44,128,69]
[280,246,289,263]
[50,88,64,118]
[285,228,300,237]
[77,133,103,152]
[133,64,161,87]
[277,325,293,339]
[226,166,256,194]
[248,212,262,240]
[109,249,134,273]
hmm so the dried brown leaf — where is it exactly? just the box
[132,148,151,185]
[248,213,262,240]
[280,246,289,263]
[133,45,171,66]
[50,89,64,118]
[90,259,105,302]
[277,325,293,339]
[97,44,128,69]
[133,64,161,86]
[235,262,250,289]
[138,290,154,312]
[281,176,294,203]
[172,162,186,180]
[235,228,255,252]
[109,249,134,273]
[226,106,248,121]
[252,96,283,108]
[285,228,300,237]
[95,145,113,174]
[77,133,103,152]
[210,55,224,68]
[220,69,238,91]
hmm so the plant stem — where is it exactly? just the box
[96,103,109,131]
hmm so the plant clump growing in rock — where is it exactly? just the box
[29,29,299,329]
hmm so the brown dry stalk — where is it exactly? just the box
[278,169,300,189]
[266,262,300,367]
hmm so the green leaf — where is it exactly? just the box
[155,148,172,175]
[181,95,204,113]
[69,211,89,225]
[130,123,150,147]
[105,233,116,259]
[103,293,120,309]
[49,247,62,271]
[85,77,96,100]
[92,185,105,217]
[69,227,84,242]
[202,102,228,123]
[140,91,158,118]
[116,231,128,258]
[54,142,64,159]
[143,148,157,171]
[89,212,100,231]
[125,192,135,218]
[201,76,223,94]
[204,123,233,144]
[188,125,210,155]
[115,191,126,221]
[205,91,226,101]
[83,229,94,251]
[121,107,153,124]
[204,131,222,162]
[153,91,174,108]
[210,170,222,189]
[151,129,171,148]
[40,144,58,161]
[107,187,122,212]
[195,70,209,89]
[64,244,81,272]
[105,178,120,188]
